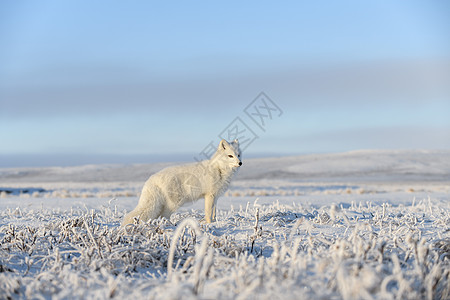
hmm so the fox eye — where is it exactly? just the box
[228,155,234,158]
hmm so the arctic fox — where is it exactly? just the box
[122,139,242,225]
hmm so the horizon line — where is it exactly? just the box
[1,149,448,168]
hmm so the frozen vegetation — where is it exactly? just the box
[0,150,449,299]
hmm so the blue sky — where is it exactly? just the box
[1,1,449,167]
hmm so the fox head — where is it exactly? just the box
[215,139,242,169]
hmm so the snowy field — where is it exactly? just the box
[0,150,449,299]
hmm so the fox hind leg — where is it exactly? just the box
[122,200,164,226]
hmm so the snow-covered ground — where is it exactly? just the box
[1,150,449,299]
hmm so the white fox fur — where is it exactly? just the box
[122,139,242,225]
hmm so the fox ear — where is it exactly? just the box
[219,139,229,150]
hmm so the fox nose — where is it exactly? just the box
[239,162,242,166]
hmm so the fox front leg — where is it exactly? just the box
[204,194,217,223]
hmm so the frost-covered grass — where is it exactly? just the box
[1,196,449,299]
[1,151,449,299]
